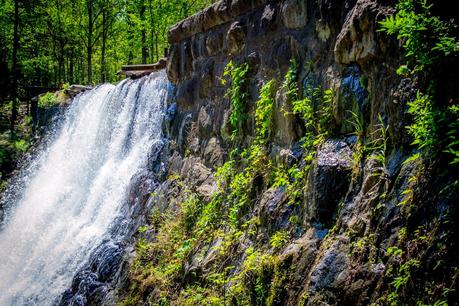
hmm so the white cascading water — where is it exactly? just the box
[0,71,169,305]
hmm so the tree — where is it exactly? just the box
[10,0,19,135]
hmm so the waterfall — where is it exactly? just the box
[0,71,170,305]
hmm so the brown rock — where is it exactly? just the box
[334,0,394,65]
[205,32,225,56]
[226,21,246,55]
[204,137,225,167]
[168,0,270,44]
[281,0,308,29]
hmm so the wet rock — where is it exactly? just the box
[258,187,290,232]
[168,0,270,44]
[65,85,92,98]
[179,41,193,79]
[165,102,177,123]
[336,65,369,134]
[306,139,352,226]
[96,245,124,282]
[191,35,206,60]
[197,105,213,136]
[61,242,125,305]
[198,60,215,98]
[177,112,193,153]
[176,79,196,106]
[281,230,320,299]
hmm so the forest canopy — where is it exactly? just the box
[0,0,214,91]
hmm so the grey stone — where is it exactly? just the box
[281,0,308,29]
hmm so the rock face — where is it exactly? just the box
[306,138,353,226]
[113,0,459,305]
[334,0,393,65]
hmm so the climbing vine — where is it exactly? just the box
[223,60,250,141]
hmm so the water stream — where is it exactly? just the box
[0,71,169,305]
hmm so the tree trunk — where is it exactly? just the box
[87,0,93,85]
[140,1,147,64]
[69,51,74,84]
[10,0,20,136]
[101,5,107,83]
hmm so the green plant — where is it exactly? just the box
[347,110,366,171]
[318,88,334,136]
[284,58,300,102]
[388,258,421,305]
[180,192,203,234]
[379,0,458,73]
[445,104,459,164]
[270,230,289,250]
[38,91,57,108]
[255,80,276,145]
[271,164,289,188]
[367,114,389,178]
[223,61,250,141]
[406,91,437,151]
[14,139,29,153]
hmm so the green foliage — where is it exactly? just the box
[367,114,389,178]
[347,110,365,171]
[379,0,458,73]
[255,80,276,145]
[445,104,459,164]
[227,246,280,305]
[1,0,216,87]
[270,230,289,250]
[284,60,334,149]
[38,92,58,108]
[223,61,250,141]
[380,0,459,166]
[406,91,437,151]
[180,192,203,233]
[284,58,300,102]
[271,164,290,188]
[318,88,334,136]
[13,139,29,153]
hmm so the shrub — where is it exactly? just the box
[379,0,458,73]
[38,91,57,108]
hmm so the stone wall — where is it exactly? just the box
[166,0,401,163]
[114,0,459,305]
